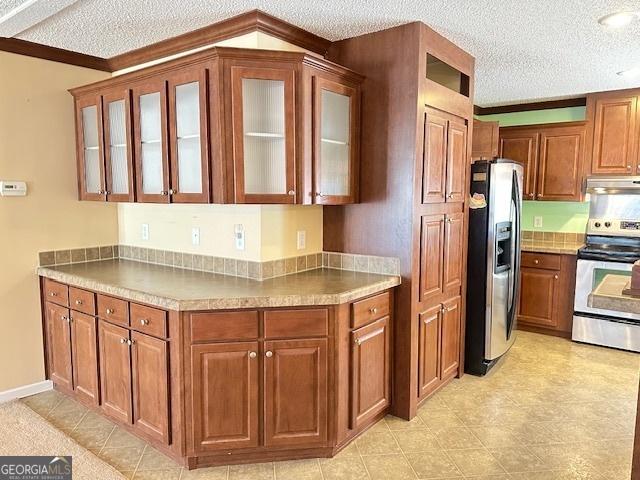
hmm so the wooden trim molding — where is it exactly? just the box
[107,10,331,71]
[0,37,111,71]
[1,10,331,73]
[475,97,587,116]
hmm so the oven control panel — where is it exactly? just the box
[588,219,640,237]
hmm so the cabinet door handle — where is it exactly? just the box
[288,190,295,196]
[139,319,149,326]
[161,191,168,196]
[120,338,127,344]
[354,338,362,345]
[128,339,134,346]
[249,351,257,359]
[554,275,559,280]
[370,307,378,314]
[61,315,69,322]
[265,351,273,358]
[316,192,323,197]
[168,189,176,195]
[447,193,454,199]
[627,165,632,170]
[538,194,544,198]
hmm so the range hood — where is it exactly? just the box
[586,176,640,194]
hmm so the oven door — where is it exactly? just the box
[574,259,640,321]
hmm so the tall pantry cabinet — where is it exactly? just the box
[323,22,474,419]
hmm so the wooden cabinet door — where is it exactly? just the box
[230,65,296,204]
[420,214,444,301]
[98,320,132,424]
[350,317,390,429]
[46,302,73,391]
[518,267,559,328]
[191,342,259,452]
[446,118,468,203]
[472,120,499,160]
[70,311,99,406]
[499,130,539,200]
[75,94,106,201]
[264,338,328,447]
[443,212,464,292]
[168,67,211,203]
[418,305,441,399]
[102,88,135,202]
[132,79,170,203]
[440,296,461,379]
[131,331,170,444]
[537,125,585,201]
[422,108,448,204]
[313,77,360,205]
[591,96,638,175]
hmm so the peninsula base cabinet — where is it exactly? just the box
[40,277,394,469]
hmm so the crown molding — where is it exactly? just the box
[475,97,586,115]
[0,37,111,71]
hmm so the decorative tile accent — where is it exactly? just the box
[38,245,401,281]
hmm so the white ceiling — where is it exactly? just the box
[2,0,640,106]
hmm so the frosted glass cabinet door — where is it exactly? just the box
[103,90,134,202]
[231,66,296,203]
[314,78,359,204]
[76,95,105,201]
[133,81,170,203]
[168,69,210,203]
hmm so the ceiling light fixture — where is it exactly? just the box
[617,67,640,77]
[598,11,639,27]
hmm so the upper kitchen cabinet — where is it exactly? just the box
[499,121,586,201]
[70,48,364,205]
[587,91,639,176]
[312,76,360,205]
[226,62,296,204]
[471,119,499,160]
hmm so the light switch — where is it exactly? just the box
[141,223,149,241]
[192,227,200,246]
[234,224,245,250]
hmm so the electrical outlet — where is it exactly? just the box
[534,216,543,228]
[141,223,149,241]
[297,230,306,250]
[192,227,200,246]
[234,224,245,250]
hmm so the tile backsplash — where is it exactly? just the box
[38,245,400,280]
[522,231,585,244]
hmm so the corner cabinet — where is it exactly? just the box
[70,48,364,205]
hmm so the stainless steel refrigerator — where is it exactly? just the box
[465,159,523,376]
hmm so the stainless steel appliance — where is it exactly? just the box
[465,160,523,375]
[573,176,640,352]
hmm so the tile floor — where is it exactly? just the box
[22,331,639,479]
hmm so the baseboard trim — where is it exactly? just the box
[0,380,53,404]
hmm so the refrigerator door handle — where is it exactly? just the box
[506,169,521,338]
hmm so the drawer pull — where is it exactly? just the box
[106,308,114,315]
[265,351,273,358]
[139,319,149,326]
[49,292,56,297]
[75,300,83,305]
[249,351,257,359]
[370,307,378,315]
[534,259,539,265]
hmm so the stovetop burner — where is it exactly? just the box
[579,235,640,263]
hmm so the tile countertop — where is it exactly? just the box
[37,259,401,311]
[521,241,584,255]
[588,274,640,315]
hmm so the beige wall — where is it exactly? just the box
[0,52,119,392]
[118,204,322,262]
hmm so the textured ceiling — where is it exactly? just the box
[6,0,640,106]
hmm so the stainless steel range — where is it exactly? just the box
[573,176,640,352]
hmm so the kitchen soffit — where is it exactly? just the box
[2,0,640,107]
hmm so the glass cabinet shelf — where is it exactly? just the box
[321,138,349,146]
[177,133,200,140]
[141,139,162,144]
[85,146,100,151]
[245,132,285,138]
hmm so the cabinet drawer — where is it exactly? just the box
[352,292,390,329]
[97,294,129,327]
[130,303,167,338]
[191,311,259,342]
[43,279,69,307]
[69,287,95,315]
[521,252,561,270]
[264,309,328,339]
